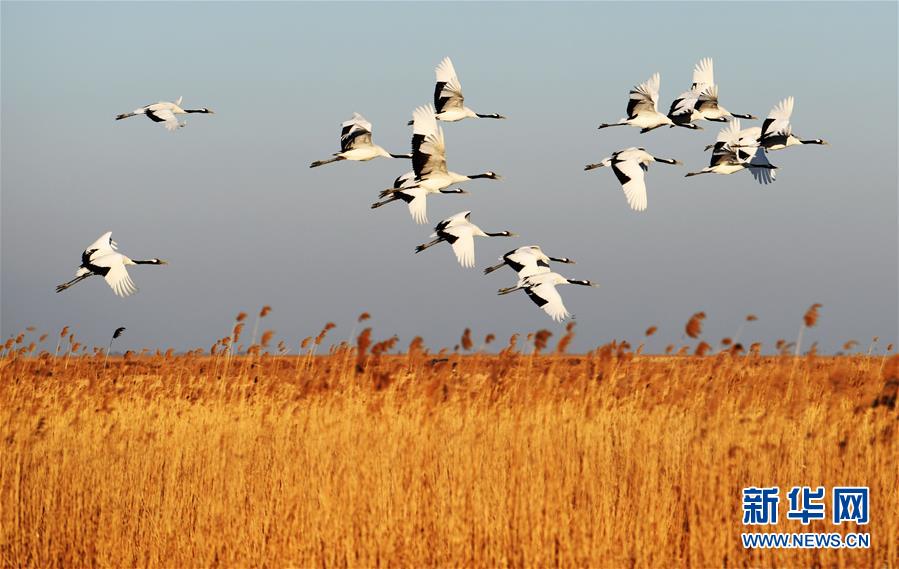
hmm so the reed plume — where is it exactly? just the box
[105,326,126,368]
[685,312,705,339]
[461,328,473,351]
[533,329,552,354]
[355,328,372,372]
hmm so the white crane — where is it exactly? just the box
[686,119,777,184]
[115,96,214,131]
[407,57,505,124]
[498,272,598,323]
[703,98,827,153]
[757,97,827,150]
[667,58,755,127]
[585,147,681,211]
[370,185,467,225]
[310,113,411,167]
[372,105,501,223]
[598,73,674,133]
[414,211,516,268]
[483,245,575,277]
[56,232,167,297]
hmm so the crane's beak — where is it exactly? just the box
[159,259,169,265]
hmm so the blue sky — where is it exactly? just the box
[2,2,897,354]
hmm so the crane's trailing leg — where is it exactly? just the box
[497,284,523,295]
[414,238,443,254]
[309,156,345,168]
[56,274,91,293]
[483,261,506,275]
[371,195,400,209]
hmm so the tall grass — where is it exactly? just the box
[0,319,897,568]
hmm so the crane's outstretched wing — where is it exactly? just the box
[611,156,649,212]
[94,254,138,297]
[733,126,762,149]
[627,72,661,117]
[691,57,714,92]
[717,118,743,146]
[434,210,471,234]
[527,282,570,322]
[668,90,699,120]
[443,226,476,268]
[694,84,721,115]
[398,188,429,225]
[393,171,416,189]
[148,108,182,131]
[82,231,118,264]
[707,122,744,167]
[411,105,447,178]
[762,96,794,138]
[83,231,117,254]
[340,112,373,152]
[434,57,465,114]
[746,147,777,186]
[504,249,550,278]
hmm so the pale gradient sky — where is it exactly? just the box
[2,1,897,354]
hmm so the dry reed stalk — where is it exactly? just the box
[556,322,576,354]
[250,305,272,347]
[54,326,68,358]
[6,310,894,566]
[795,303,822,357]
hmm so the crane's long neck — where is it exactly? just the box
[131,258,165,265]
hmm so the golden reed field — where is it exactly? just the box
[1,309,897,568]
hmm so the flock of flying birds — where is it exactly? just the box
[57,57,826,323]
